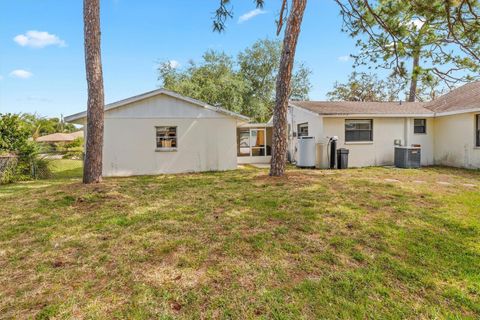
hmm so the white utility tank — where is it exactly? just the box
[297,136,316,168]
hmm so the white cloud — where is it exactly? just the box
[14,30,66,48]
[238,8,267,23]
[168,60,180,69]
[338,55,351,62]
[410,18,425,30]
[10,69,33,79]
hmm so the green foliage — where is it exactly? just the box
[327,72,406,102]
[64,138,84,150]
[0,157,18,184]
[159,51,247,116]
[336,0,480,100]
[0,113,32,154]
[158,39,312,122]
[21,113,78,139]
[212,0,265,32]
[0,113,52,183]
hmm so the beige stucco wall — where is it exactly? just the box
[408,118,435,166]
[99,94,238,176]
[287,106,324,163]
[322,117,435,167]
[433,112,480,169]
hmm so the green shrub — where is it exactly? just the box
[0,113,52,182]
[65,137,84,150]
[0,156,18,184]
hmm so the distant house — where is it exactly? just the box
[36,131,84,143]
[65,82,480,177]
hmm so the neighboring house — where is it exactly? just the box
[36,131,84,143]
[287,82,480,169]
[66,82,480,177]
[65,89,250,176]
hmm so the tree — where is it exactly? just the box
[0,113,48,183]
[83,0,105,184]
[270,0,308,176]
[335,0,480,102]
[21,113,78,140]
[0,114,32,154]
[158,39,312,122]
[290,61,312,101]
[158,51,248,115]
[213,0,308,176]
[238,39,312,119]
[327,72,406,102]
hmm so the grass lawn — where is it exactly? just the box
[1,160,480,319]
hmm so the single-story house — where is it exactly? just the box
[36,131,84,143]
[66,82,480,176]
[287,81,480,169]
[65,89,251,176]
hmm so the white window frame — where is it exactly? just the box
[250,128,267,157]
[476,114,480,147]
[155,126,177,152]
[238,128,267,157]
[297,123,309,138]
[345,119,373,142]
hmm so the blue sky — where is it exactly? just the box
[0,0,358,118]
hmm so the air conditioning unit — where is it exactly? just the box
[394,146,421,168]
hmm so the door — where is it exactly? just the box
[250,129,266,157]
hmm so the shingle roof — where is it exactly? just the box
[290,101,433,116]
[36,131,84,143]
[425,81,480,113]
[291,82,480,116]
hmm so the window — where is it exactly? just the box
[414,119,427,134]
[476,115,480,147]
[298,123,309,137]
[250,129,266,156]
[345,119,373,142]
[156,126,177,150]
[238,129,250,157]
[237,128,269,157]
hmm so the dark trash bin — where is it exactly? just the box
[336,148,349,169]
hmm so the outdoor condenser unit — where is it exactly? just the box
[394,146,421,168]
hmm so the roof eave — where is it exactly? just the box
[64,89,250,123]
[434,107,480,117]
[322,113,435,118]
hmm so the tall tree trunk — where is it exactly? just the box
[408,51,420,102]
[83,0,105,184]
[270,0,307,177]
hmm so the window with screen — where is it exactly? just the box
[297,123,308,137]
[156,126,177,150]
[414,119,427,134]
[476,115,480,147]
[345,119,373,142]
[238,129,250,157]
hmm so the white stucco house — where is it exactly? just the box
[66,82,480,176]
[287,81,480,169]
[65,89,250,176]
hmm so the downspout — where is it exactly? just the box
[404,118,411,147]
